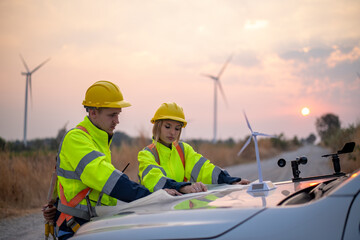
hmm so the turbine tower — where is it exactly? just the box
[20,55,50,147]
[202,54,233,143]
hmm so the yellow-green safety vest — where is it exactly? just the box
[56,116,120,218]
[138,140,223,192]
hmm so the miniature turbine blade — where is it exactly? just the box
[237,136,252,156]
[243,111,253,133]
[254,132,276,138]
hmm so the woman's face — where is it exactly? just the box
[159,120,182,145]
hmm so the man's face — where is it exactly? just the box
[91,108,122,135]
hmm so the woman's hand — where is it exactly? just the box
[164,188,182,196]
[179,182,207,194]
[232,179,250,185]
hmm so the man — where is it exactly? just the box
[43,81,153,239]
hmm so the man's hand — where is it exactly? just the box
[232,179,250,185]
[42,201,56,223]
[164,188,182,196]
[179,182,207,194]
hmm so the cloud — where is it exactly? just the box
[280,47,332,62]
[327,45,360,68]
[244,19,269,30]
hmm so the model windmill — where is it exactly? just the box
[201,54,233,143]
[20,55,50,147]
[238,111,277,192]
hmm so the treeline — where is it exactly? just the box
[0,112,357,157]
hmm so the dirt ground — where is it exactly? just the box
[0,208,45,240]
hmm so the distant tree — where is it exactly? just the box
[291,136,301,146]
[223,138,235,146]
[271,133,288,150]
[56,122,68,146]
[0,136,6,151]
[112,131,132,147]
[315,113,341,145]
[305,133,316,144]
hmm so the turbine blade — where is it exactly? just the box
[19,54,30,72]
[30,58,51,74]
[237,136,252,156]
[217,80,228,106]
[216,53,233,79]
[243,111,253,133]
[201,73,217,80]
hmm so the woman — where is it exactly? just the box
[138,102,250,195]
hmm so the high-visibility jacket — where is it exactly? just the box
[56,116,150,224]
[138,140,227,192]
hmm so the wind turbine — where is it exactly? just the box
[202,54,233,143]
[237,111,277,192]
[20,55,50,147]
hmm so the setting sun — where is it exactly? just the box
[301,107,310,116]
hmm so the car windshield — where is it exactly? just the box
[278,176,348,206]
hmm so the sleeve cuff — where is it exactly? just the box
[217,170,241,184]
[163,179,191,191]
[109,174,151,202]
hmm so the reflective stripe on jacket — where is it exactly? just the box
[56,116,121,212]
[138,140,223,192]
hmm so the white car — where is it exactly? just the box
[72,143,359,240]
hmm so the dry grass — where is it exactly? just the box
[195,138,284,168]
[0,151,55,218]
[111,136,150,182]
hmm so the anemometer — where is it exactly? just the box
[277,142,355,182]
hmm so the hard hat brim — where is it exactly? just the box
[151,117,187,128]
[83,100,131,108]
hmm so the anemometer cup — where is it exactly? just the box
[277,158,286,168]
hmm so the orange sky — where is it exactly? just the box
[0,0,359,143]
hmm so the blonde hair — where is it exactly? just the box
[152,119,182,145]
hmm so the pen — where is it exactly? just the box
[122,163,130,173]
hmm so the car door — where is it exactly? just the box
[342,192,360,240]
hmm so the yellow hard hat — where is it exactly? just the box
[151,102,187,127]
[82,80,131,108]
